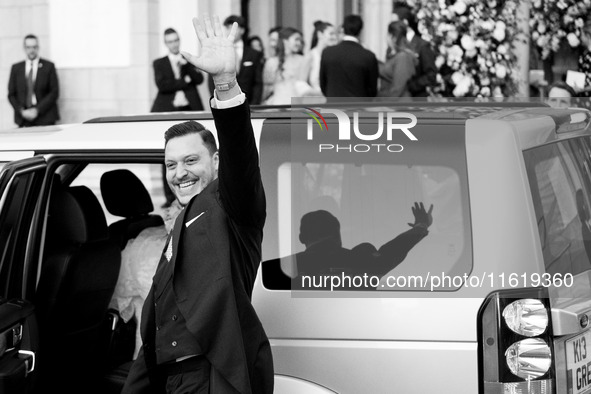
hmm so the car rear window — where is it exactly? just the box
[524,137,591,277]
[260,120,472,291]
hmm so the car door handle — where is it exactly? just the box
[18,349,35,374]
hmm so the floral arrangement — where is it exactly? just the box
[530,0,591,59]
[408,0,522,97]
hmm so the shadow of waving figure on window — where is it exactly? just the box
[263,202,433,290]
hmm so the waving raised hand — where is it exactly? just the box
[182,15,237,84]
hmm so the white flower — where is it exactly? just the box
[481,77,491,86]
[495,64,507,79]
[461,35,476,51]
[447,29,459,42]
[481,20,494,31]
[475,39,486,48]
[417,9,426,19]
[533,0,542,8]
[576,18,585,28]
[536,35,549,48]
[435,55,445,68]
[497,44,508,55]
[453,75,472,97]
[551,35,561,51]
[493,23,506,41]
[448,45,464,62]
[453,0,467,15]
[493,29,505,41]
[480,86,491,96]
[451,71,464,85]
[465,48,478,58]
[537,22,546,34]
[493,86,504,98]
[567,32,580,47]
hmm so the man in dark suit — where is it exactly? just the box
[208,15,264,104]
[319,14,378,99]
[8,34,59,127]
[393,2,437,98]
[123,15,273,394]
[151,28,204,112]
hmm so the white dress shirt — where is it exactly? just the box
[168,53,189,108]
[25,58,40,106]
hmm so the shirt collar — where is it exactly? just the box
[342,35,359,43]
[168,53,181,62]
[407,29,415,43]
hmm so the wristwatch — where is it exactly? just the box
[215,79,237,91]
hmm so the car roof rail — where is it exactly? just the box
[84,100,550,124]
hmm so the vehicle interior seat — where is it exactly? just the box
[35,181,121,394]
[100,169,164,249]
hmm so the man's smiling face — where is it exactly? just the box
[165,133,219,206]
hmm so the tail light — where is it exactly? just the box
[478,287,555,394]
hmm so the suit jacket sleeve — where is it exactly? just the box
[36,62,59,116]
[181,63,204,87]
[153,59,187,94]
[251,51,264,105]
[388,53,416,97]
[7,64,20,112]
[408,42,437,94]
[368,54,379,98]
[212,101,265,228]
[122,346,154,394]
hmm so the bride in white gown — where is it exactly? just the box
[263,27,314,105]
[109,199,183,359]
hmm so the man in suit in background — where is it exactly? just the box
[151,28,204,113]
[8,34,60,127]
[393,1,437,98]
[208,15,263,104]
[319,14,378,99]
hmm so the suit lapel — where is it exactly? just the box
[168,202,188,268]
[164,57,175,79]
[34,60,44,91]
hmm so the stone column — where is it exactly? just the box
[514,0,530,98]
[360,0,391,62]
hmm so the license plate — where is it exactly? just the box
[567,330,591,394]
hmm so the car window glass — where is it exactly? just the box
[0,169,45,298]
[261,121,472,291]
[525,138,591,277]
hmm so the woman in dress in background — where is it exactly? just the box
[263,27,311,104]
[305,21,338,95]
[378,21,418,98]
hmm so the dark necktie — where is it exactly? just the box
[25,66,34,108]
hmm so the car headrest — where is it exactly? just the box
[48,185,109,243]
[100,169,154,218]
